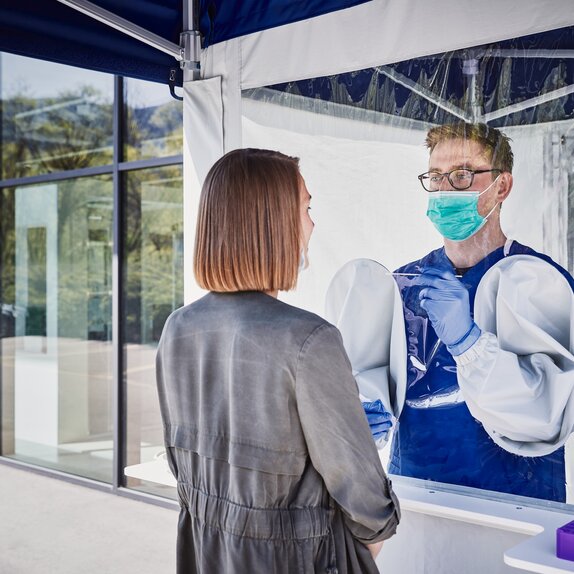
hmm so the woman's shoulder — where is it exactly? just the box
[272,297,333,329]
[165,291,334,333]
[157,292,212,336]
[271,300,347,354]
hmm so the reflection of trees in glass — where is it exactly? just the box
[124,97,183,161]
[1,73,184,343]
[25,227,47,336]
[56,177,113,341]
[0,189,16,338]
[2,86,114,179]
[0,189,15,302]
[1,90,35,179]
[124,167,184,345]
[1,82,184,179]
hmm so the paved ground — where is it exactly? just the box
[0,463,177,574]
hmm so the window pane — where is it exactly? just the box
[124,77,183,162]
[124,165,183,498]
[0,176,114,482]
[0,53,114,179]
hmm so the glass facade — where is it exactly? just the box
[124,166,183,498]
[0,53,114,179]
[124,78,183,162]
[0,53,183,497]
[0,177,114,481]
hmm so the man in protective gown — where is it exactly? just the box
[366,123,574,502]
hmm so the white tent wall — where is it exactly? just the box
[182,91,574,326]
[242,97,434,314]
[233,0,574,90]
[192,0,574,178]
[181,2,574,571]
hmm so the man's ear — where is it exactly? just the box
[496,172,513,202]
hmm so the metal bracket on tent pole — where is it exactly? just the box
[488,49,574,59]
[179,31,202,81]
[56,0,181,60]
[377,66,472,123]
[483,83,574,123]
[462,57,482,122]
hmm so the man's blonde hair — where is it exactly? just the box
[194,148,301,292]
[426,122,514,173]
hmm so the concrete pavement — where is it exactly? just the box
[0,463,177,574]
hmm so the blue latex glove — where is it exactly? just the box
[362,399,393,443]
[412,266,481,356]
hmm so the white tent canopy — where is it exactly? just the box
[190,0,574,178]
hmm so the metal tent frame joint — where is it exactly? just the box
[179,31,201,80]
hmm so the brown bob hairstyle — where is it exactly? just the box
[194,148,302,293]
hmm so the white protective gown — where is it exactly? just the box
[459,253,574,456]
[326,251,574,457]
[324,258,406,420]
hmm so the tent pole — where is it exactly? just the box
[487,49,574,59]
[377,66,472,122]
[181,0,201,82]
[462,57,483,122]
[56,0,181,60]
[484,84,574,122]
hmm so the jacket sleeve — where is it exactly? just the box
[453,256,574,456]
[295,323,400,543]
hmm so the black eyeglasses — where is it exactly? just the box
[418,169,501,192]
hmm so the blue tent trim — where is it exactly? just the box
[0,0,183,85]
[0,0,372,84]
[198,0,373,48]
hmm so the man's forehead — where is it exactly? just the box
[428,138,490,169]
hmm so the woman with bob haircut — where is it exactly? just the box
[156,148,400,574]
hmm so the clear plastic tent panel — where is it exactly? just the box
[241,26,574,507]
[254,27,574,127]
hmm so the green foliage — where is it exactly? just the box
[0,81,184,344]
[2,85,114,178]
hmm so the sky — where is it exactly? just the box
[1,52,172,107]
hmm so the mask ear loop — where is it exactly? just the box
[477,173,501,197]
[478,174,502,221]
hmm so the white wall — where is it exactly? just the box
[377,509,531,574]
[14,185,59,447]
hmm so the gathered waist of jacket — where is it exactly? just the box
[178,483,333,541]
[165,423,307,475]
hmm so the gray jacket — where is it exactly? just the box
[156,291,400,573]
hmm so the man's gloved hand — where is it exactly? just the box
[362,399,393,444]
[412,266,481,356]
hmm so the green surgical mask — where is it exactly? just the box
[426,177,500,241]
